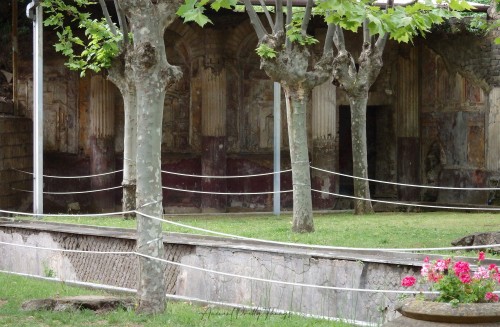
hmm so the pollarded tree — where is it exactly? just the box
[42,0,137,217]
[319,0,474,214]
[179,0,335,233]
[42,0,183,314]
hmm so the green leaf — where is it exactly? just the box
[256,44,277,59]
[211,0,237,11]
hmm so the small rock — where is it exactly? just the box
[451,232,500,253]
[22,295,135,312]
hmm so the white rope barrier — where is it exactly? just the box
[3,207,498,253]
[0,270,377,326]
[312,188,500,212]
[311,166,500,191]
[137,211,500,253]
[2,238,498,298]
[0,239,436,295]
[0,240,135,255]
[12,185,123,195]
[11,168,123,179]
[162,186,292,195]
[0,208,135,217]
[137,252,437,295]
[162,169,292,179]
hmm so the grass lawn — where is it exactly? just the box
[40,211,500,253]
[0,273,353,327]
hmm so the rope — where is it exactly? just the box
[0,240,436,295]
[138,211,500,253]
[11,168,123,179]
[311,166,500,191]
[12,185,123,195]
[0,270,377,326]
[162,169,292,179]
[312,189,500,212]
[162,186,292,195]
[0,241,135,255]
[0,208,135,217]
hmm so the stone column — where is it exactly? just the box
[200,33,227,212]
[89,74,116,212]
[311,81,337,209]
[396,45,420,202]
[487,87,500,171]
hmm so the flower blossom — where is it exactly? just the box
[478,251,485,261]
[486,292,499,302]
[473,266,490,280]
[401,276,416,287]
[434,259,448,272]
[453,261,470,276]
[459,273,472,284]
[421,262,431,277]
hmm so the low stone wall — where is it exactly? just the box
[2,220,493,325]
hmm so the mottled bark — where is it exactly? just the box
[348,93,374,214]
[108,54,137,218]
[285,90,314,232]
[121,90,137,217]
[121,0,182,314]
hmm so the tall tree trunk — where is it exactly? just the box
[127,8,168,316]
[284,88,314,232]
[108,52,137,218]
[349,92,374,214]
[122,89,137,217]
[135,77,166,313]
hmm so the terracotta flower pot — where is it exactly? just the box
[384,300,500,326]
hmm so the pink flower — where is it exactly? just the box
[453,261,470,276]
[459,273,472,284]
[428,271,443,283]
[421,263,431,277]
[401,276,416,287]
[424,256,430,263]
[478,251,485,261]
[488,264,499,274]
[473,266,490,280]
[434,259,448,272]
[486,292,499,302]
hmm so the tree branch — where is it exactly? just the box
[274,0,284,34]
[363,19,370,46]
[114,0,129,43]
[285,0,293,50]
[98,0,117,36]
[258,0,274,31]
[301,0,313,33]
[323,23,334,54]
[332,25,346,51]
[244,0,267,40]
[375,33,389,54]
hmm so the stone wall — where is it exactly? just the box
[0,220,460,325]
[0,116,32,210]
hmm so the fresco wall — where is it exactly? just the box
[2,12,498,212]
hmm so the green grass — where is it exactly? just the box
[0,273,353,327]
[39,211,500,252]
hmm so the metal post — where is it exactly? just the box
[27,1,43,217]
[273,82,281,215]
[12,0,19,115]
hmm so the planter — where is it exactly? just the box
[384,300,500,326]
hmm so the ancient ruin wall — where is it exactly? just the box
[0,116,32,209]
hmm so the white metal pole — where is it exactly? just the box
[273,82,281,215]
[30,2,43,217]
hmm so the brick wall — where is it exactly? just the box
[0,116,32,210]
